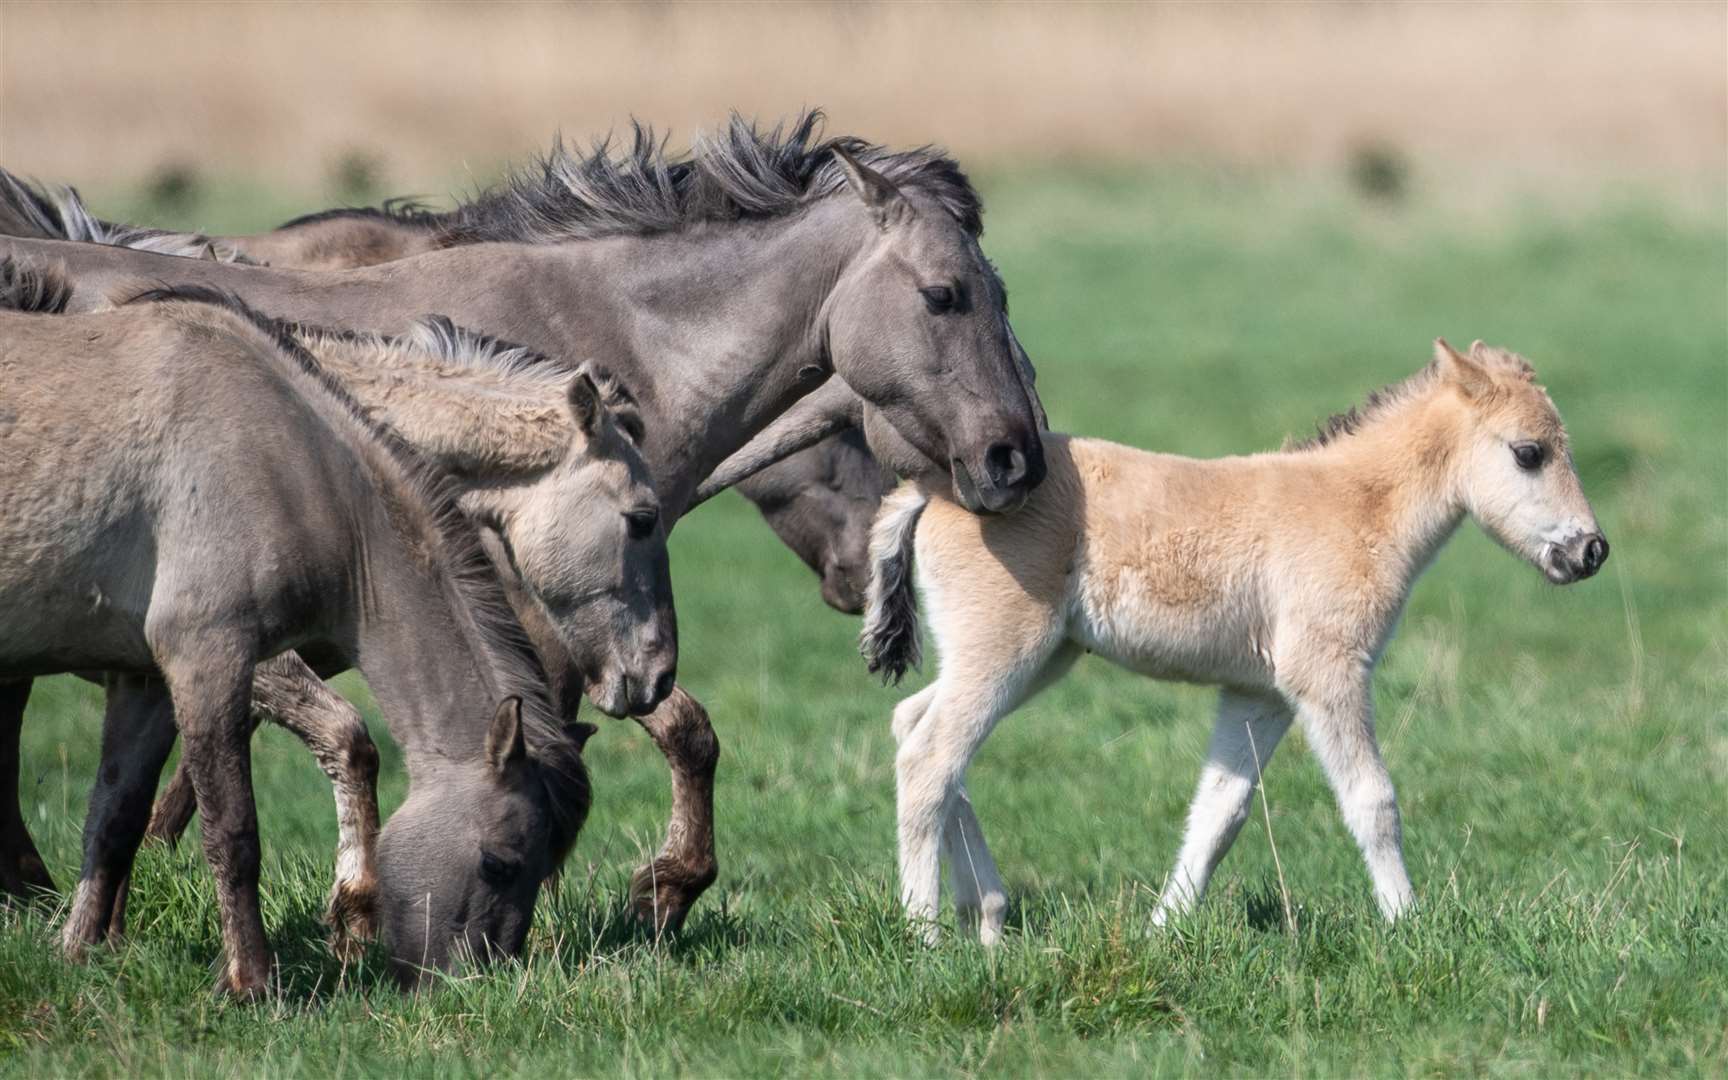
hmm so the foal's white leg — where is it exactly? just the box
[943,788,1006,943]
[1292,685,1415,919]
[892,684,1007,943]
[1152,689,1293,926]
[896,648,1051,945]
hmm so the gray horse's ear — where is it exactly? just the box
[832,145,905,223]
[568,372,603,435]
[486,697,527,773]
[565,721,599,751]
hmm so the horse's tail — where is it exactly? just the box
[0,257,72,314]
[860,483,930,684]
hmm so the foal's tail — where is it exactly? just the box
[0,256,72,314]
[860,483,931,684]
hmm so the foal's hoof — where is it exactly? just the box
[627,856,716,936]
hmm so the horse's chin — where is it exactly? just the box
[585,678,631,719]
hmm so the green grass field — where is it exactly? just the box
[2,173,1724,1076]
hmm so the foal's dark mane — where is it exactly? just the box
[292,110,985,247]
[117,284,591,849]
[1286,361,1443,452]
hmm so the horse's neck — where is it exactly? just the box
[560,202,870,516]
[1313,398,1469,595]
[345,512,499,775]
[308,338,570,477]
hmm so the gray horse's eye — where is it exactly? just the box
[625,508,659,540]
[480,852,520,887]
[919,285,956,314]
[1511,441,1544,471]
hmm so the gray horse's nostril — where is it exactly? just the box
[1584,535,1609,574]
[984,443,1027,489]
[652,668,676,704]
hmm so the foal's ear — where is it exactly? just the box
[564,721,599,752]
[1433,337,1491,399]
[832,146,907,225]
[567,372,603,436]
[486,696,527,774]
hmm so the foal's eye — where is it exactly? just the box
[479,852,520,887]
[1511,442,1545,471]
[919,285,957,314]
[625,508,659,540]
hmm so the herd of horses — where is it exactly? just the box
[0,110,1608,997]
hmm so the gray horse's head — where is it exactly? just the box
[823,147,1045,515]
[376,698,593,988]
[734,428,887,614]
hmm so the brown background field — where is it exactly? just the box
[0,1,1722,196]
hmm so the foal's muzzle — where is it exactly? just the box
[1545,532,1610,584]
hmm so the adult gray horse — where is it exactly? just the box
[0,113,1046,930]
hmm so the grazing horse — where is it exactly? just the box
[862,340,1608,943]
[0,112,1047,931]
[0,274,668,992]
[111,305,674,949]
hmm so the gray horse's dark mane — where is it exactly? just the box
[0,166,253,263]
[275,198,443,231]
[436,109,985,246]
[116,284,591,849]
[1286,361,1442,452]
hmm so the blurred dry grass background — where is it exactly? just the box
[0,1,1722,197]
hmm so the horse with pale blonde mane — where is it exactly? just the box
[862,339,1609,943]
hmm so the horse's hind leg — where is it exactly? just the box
[894,684,1007,945]
[0,679,55,899]
[1152,689,1293,926]
[628,685,719,935]
[61,675,177,955]
[250,654,381,957]
[895,632,1060,945]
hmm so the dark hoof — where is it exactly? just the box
[324,881,378,962]
[627,857,717,936]
[213,953,273,1001]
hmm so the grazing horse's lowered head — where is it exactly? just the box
[376,697,594,986]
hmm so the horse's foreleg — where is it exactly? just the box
[1291,681,1414,920]
[164,645,270,998]
[1152,689,1293,926]
[61,675,177,954]
[627,684,719,935]
[0,679,55,899]
[144,715,262,846]
[249,654,381,958]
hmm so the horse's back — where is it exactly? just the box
[0,305,364,672]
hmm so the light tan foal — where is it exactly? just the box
[862,340,1609,943]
